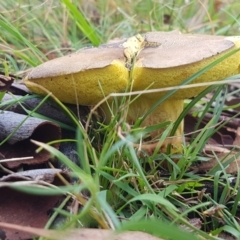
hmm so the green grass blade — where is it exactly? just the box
[60,0,101,46]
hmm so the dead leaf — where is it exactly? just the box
[0,111,61,168]
[193,151,240,174]
[225,97,240,112]
[1,93,89,126]
[0,169,69,240]
[180,218,202,232]
[204,144,230,154]
[8,82,31,95]
[0,168,69,183]
[0,75,13,92]
[227,127,240,147]
[185,113,237,147]
[0,223,163,240]
[218,232,237,240]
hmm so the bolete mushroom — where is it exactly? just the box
[24,31,240,151]
[24,42,128,105]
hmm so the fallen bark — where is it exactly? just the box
[1,93,89,125]
[0,111,61,168]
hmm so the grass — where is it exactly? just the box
[1,0,240,239]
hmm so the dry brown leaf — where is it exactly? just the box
[0,222,163,240]
[0,111,61,168]
[0,74,13,92]
[0,111,61,145]
[204,144,230,154]
[225,97,240,112]
[227,127,240,147]
[1,93,89,125]
[218,232,237,240]
[0,168,69,183]
[193,151,240,174]
[180,218,202,232]
[8,82,31,95]
[0,169,69,240]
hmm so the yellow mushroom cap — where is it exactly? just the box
[25,42,128,105]
[25,32,240,106]
[133,31,240,99]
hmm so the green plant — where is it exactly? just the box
[1,1,240,239]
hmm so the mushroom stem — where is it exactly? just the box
[101,96,184,151]
[129,96,184,148]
